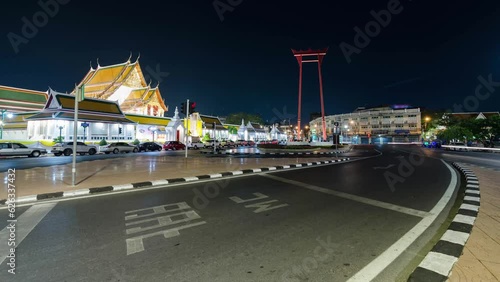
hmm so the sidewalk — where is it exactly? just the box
[2,154,344,199]
[448,166,500,281]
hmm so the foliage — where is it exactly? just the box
[437,125,473,142]
[99,138,108,146]
[202,133,211,142]
[133,139,140,145]
[225,112,264,125]
[53,136,64,144]
[227,126,238,135]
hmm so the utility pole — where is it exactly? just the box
[185,99,189,158]
[72,84,84,186]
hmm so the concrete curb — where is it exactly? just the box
[200,149,350,156]
[0,158,351,206]
[408,162,480,282]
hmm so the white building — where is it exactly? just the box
[309,105,422,144]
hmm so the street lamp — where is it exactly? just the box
[424,116,431,138]
[57,122,65,143]
[149,126,158,143]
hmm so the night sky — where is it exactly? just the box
[1,0,499,123]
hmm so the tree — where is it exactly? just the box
[438,125,473,143]
[202,133,210,142]
[225,112,264,125]
[99,138,108,146]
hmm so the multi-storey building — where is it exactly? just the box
[309,105,422,144]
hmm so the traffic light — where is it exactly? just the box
[180,102,186,115]
[118,127,122,134]
[189,101,196,113]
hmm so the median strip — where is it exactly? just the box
[0,158,351,206]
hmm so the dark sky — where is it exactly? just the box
[1,0,500,123]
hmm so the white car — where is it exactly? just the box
[0,142,47,158]
[52,142,98,156]
[187,141,205,150]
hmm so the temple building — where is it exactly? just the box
[0,57,173,142]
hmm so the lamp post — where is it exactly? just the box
[149,126,158,143]
[424,116,431,139]
[57,123,65,143]
[81,122,89,142]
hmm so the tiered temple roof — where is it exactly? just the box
[0,85,48,112]
[72,56,167,115]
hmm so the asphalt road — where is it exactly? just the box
[0,145,460,281]
[0,147,349,171]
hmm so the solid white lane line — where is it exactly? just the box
[261,174,429,218]
[347,160,458,282]
[0,203,57,266]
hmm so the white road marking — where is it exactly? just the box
[124,202,205,255]
[465,190,480,195]
[126,221,206,255]
[347,160,458,282]
[229,193,269,204]
[0,203,57,265]
[373,164,396,170]
[261,174,429,218]
[2,156,372,210]
[244,200,289,213]
[418,252,458,277]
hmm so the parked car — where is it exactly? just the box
[0,142,47,158]
[203,139,222,148]
[187,141,205,150]
[224,140,237,148]
[138,142,162,152]
[52,142,97,156]
[236,140,250,146]
[445,142,468,151]
[247,140,256,147]
[163,141,186,150]
[101,142,138,154]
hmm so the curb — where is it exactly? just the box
[408,162,480,282]
[200,149,350,156]
[0,158,351,206]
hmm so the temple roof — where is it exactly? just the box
[0,85,48,112]
[73,57,167,112]
[27,90,135,124]
[125,114,171,126]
